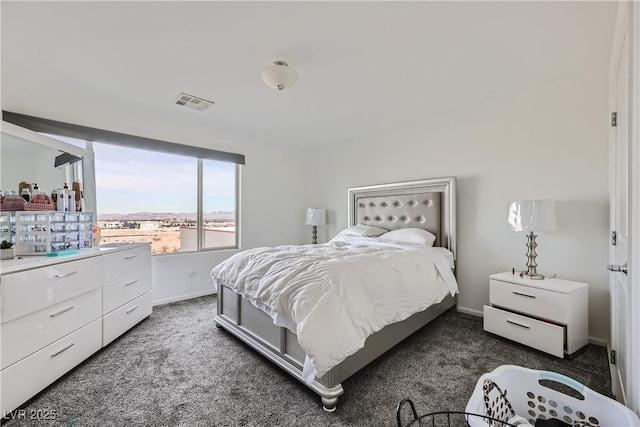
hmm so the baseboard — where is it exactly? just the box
[588,336,608,347]
[456,306,483,317]
[152,289,217,306]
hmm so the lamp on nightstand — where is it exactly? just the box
[507,199,556,279]
[305,208,326,244]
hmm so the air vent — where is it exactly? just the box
[174,93,214,111]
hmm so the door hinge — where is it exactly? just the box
[610,349,617,365]
[612,231,617,246]
[611,112,617,127]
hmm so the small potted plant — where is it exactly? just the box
[0,240,15,260]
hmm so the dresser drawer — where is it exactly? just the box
[103,291,152,346]
[490,279,569,324]
[1,288,102,370]
[0,318,102,415]
[103,268,152,314]
[484,305,564,357]
[0,256,104,323]
[104,245,151,283]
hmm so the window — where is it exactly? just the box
[201,159,237,250]
[94,144,238,255]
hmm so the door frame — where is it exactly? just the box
[609,0,640,413]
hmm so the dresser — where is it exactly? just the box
[0,243,152,415]
[483,272,588,358]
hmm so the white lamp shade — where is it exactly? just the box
[261,61,299,91]
[507,199,557,232]
[305,208,326,226]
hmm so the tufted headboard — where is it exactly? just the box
[347,177,456,259]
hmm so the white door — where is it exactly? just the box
[610,17,630,404]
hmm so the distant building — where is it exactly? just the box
[99,221,122,229]
[180,226,235,250]
[139,221,160,231]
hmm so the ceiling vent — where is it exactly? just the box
[174,93,214,111]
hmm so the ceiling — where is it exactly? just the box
[1,1,617,148]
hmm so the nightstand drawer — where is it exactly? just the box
[484,305,564,357]
[490,279,569,323]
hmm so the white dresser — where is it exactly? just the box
[0,243,152,415]
[483,271,588,358]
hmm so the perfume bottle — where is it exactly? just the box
[20,188,31,202]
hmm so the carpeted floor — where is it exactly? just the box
[4,295,611,427]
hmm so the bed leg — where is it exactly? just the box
[321,396,338,412]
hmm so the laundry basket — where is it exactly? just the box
[466,365,640,426]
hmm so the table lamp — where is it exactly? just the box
[305,208,326,244]
[507,199,556,279]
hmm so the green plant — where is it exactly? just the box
[1,240,14,249]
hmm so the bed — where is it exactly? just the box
[211,177,457,411]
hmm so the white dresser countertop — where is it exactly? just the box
[0,243,151,275]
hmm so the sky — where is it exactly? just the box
[93,143,235,214]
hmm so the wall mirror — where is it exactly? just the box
[0,121,96,213]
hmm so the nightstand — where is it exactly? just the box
[483,272,588,358]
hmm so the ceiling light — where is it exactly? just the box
[261,61,299,91]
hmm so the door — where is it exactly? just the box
[610,17,630,404]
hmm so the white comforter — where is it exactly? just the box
[210,235,458,381]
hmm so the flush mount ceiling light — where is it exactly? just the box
[261,61,299,91]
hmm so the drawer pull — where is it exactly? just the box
[512,291,536,299]
[506,319,531,329]
[126,305,139,314]
[124,280,138,287]
[50,306,74,317]
[54,270,79,279]
[125,254,138,260]
[51,343,75,358]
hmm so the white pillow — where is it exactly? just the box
[336,224,389,238]
[378,228,436,246]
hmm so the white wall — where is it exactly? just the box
[304,70,610,343]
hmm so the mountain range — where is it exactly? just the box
[97,211,234,221]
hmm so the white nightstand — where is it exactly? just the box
[483,272,588,358]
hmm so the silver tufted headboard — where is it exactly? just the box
[347,177,456,259]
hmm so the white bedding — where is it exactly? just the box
[210,235,458,382]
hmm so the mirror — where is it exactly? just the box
[0,122,96,213]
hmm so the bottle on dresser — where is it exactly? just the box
[20,188,30,202]
[56,183,69,211]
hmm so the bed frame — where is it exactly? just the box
[214,177,457,411]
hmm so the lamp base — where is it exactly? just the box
[522,231,545,279]
[519,271,546,280]
[311,225,318,244]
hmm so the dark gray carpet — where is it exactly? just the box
[5,296,610,427]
